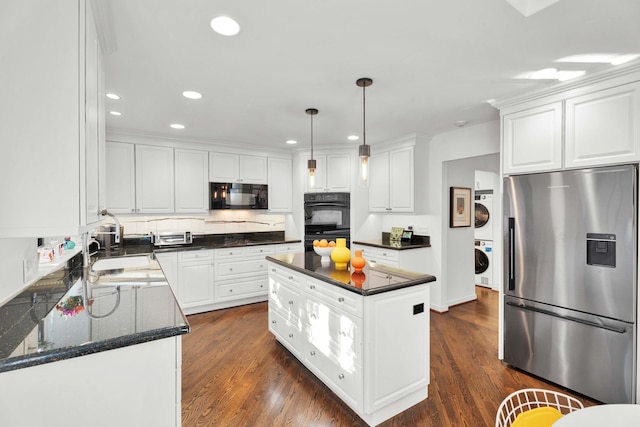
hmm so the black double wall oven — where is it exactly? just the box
[304,192,350,252]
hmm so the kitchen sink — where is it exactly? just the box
[91,255,150,272]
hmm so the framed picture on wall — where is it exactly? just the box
[450,187,472,228]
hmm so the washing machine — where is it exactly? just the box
[474,191,493,241]
[475,240,493,288]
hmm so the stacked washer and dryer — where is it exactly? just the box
[474,172,495,289]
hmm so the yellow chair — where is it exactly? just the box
[495,388,584,427]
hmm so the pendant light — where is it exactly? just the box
[356,77,373,187]
[306,108,319,188]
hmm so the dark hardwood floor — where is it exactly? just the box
[181,286,596,426]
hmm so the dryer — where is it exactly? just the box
[475,240,493,288]
[474,191,493,241]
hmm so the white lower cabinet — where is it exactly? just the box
[157,242,303,315]
[268,262,430,426]
[178,250,215,310]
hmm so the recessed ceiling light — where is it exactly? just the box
[286,140,297,145]
[170,124,185,129]
[348,135,359,141]
[210,16,240,36]
[106,93,120,100]
[182,90,203,100]
[109,111,122,116]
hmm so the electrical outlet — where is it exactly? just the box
[415,225,429,235]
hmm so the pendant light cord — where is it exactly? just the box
[362,83,366,148]
[310,113,314,159]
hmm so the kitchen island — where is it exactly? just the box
[267,252,436,426]
[0,252,189,427]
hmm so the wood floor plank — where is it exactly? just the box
[181,287,597,426]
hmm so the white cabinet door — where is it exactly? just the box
[178,260,215,309]
[268,157,292,212]
[368,152,390,212]
[240,155,268,184]
[209,152,239,182]
[0,1,102,237]
[84,4,101,225]
[502,102,563,174]
[175,149,208,213]
[326,154,351,192]
[135,145,174,213]
[105,141,136,214]
[565,82,640,168]
[210,153,268,184]
[389,146,414,212]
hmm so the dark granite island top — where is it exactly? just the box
[266,252,436,295]
[0,252,189,373]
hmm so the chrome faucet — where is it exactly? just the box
[99,209,121,244]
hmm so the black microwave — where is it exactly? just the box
[209,183,268,210]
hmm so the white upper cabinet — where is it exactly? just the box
[0,0,104,237]
[105,141,136,214]
[174,149,209,213]
[502,102,563,174]
[305,153,351,193]
[500,70,640,175]
[268,157,293,212]
[135,145,175,213]
[369,146,414,213]
[209,152,268,184]
[565,81,640,168]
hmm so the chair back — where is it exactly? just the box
[495,388,584,427]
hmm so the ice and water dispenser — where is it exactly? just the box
[586,233,616,267]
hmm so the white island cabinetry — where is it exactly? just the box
[268,259,432,426]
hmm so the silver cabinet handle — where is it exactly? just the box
[260,284,264,288]
[288,300,293,305]
[271,268,276,272]
[310,351,316,356]
[338,297,344,302]
[288,276,294,280]
[289,333,294,338]
[338,374,345,379]
[271,290,276,294]
[272,320,276,324]
[309,285,315,290]
[229,268,233,271]
[229,289,233,292]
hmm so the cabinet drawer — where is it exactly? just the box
[305,278,363,318]
[268,263,303,287]
[269,309,303,355]
[305,343,363,411]
[269,280,303,319]
[246,245,275,256]
[178,249,214,262]
[306,299,362,363]
[215,258,267,280]
[217,277,268,301]
[214,247,246,258]
[275,243,303,254]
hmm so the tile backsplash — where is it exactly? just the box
[114,211,286,237]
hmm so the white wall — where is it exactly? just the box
[426,120,500,311]
[444,154,500,306]
[0,238,38,304]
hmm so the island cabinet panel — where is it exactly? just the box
[267,261,431,426]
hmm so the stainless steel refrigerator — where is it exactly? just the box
[503,164,637,404]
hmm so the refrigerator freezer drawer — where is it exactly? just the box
[504,298,635,403]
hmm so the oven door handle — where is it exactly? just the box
[305,202,349,207]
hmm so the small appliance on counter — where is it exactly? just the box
[93,224,124,249]
[151,232,193,247]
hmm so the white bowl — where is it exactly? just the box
[313,246,334,257]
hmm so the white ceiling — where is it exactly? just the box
[103,0,640,150]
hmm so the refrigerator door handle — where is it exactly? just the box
[506,301,628,334]
[508,217,515,290]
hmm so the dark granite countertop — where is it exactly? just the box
[266,252,436,296]
[353,232,431,250]
[0,252,189,373]
[103,231,302,256]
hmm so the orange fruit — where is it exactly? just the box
[328,241,336,247]
[319,239,328,247]
[313,240,320,247]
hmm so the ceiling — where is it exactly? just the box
[103,0,640,150]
